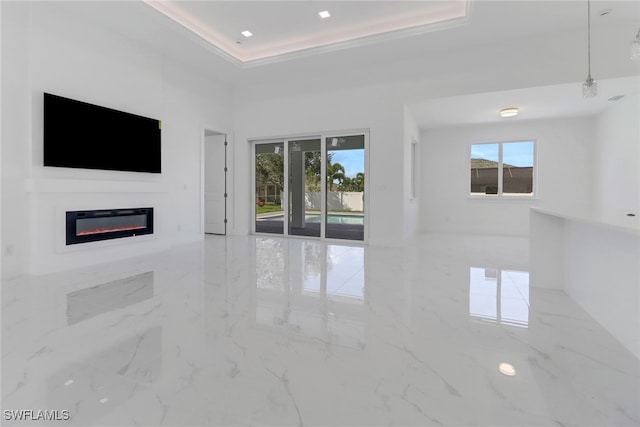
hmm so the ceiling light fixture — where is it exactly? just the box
[631,28,640,60]
[241,30,253,38]
[582,0,597,97]
[319,10,331,19]
[499,108,519,118]
[499,363,516,377]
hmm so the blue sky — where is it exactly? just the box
[471,141,534,167]
[330,149,365,178]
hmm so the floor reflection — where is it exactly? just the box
[67,271,154,325]
[326,246,365,301]
[469,267,529,328]
[255,238,366,348]
[3,233,638,426]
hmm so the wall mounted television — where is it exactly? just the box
[44,93,161,173]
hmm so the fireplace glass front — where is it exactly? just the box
[66,208,153,245]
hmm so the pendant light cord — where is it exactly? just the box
[587,0,592,78]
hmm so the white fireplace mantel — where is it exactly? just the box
[26,178,168,194]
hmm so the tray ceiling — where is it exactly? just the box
[143,1,469,66]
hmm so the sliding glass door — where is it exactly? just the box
[253,133,366,241]
[255,142,284,234]
[325,135,365,240]
[288,138,322,237]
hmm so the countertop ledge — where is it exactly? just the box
[530,207,640,236]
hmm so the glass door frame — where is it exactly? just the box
[287,137,324,238]
[251,130,369,242]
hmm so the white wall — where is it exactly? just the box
[1,2,232,277]
[593,92,640,216]
[233,84,406,246]
[420,117,595,236]
[0,0,4,280]
[2,2,34,277]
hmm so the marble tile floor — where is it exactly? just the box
[1,233,638,427]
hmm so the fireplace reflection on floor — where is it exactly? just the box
[67,271,154,325]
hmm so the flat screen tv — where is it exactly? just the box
[44,93,161,173]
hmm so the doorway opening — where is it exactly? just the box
[204,129,227,235]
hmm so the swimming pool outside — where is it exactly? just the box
[258,213,364,225]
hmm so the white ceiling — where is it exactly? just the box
[137,0,640,69]
[410,76,640,128]
[144,0,469,66]
[47,1,640,128]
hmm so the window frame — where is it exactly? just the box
[410,139,418,199]
[469,139,537,199]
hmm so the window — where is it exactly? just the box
[470,141,535,196]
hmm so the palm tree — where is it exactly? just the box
[327,162,345,191]
[353,172,365,192]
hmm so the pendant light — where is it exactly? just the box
[582,0,597,97]
[631,28,640,60]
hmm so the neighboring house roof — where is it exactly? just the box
[471,158,519,169]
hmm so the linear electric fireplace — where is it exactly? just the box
[66,208,153,245]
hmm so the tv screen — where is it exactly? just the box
[44,93,161,173]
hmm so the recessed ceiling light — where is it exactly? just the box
[499,108,519,118]
[499,362,516,377]
[319,10,331,19]
[241,30,253,38]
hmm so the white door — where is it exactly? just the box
[205,133,226,234]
